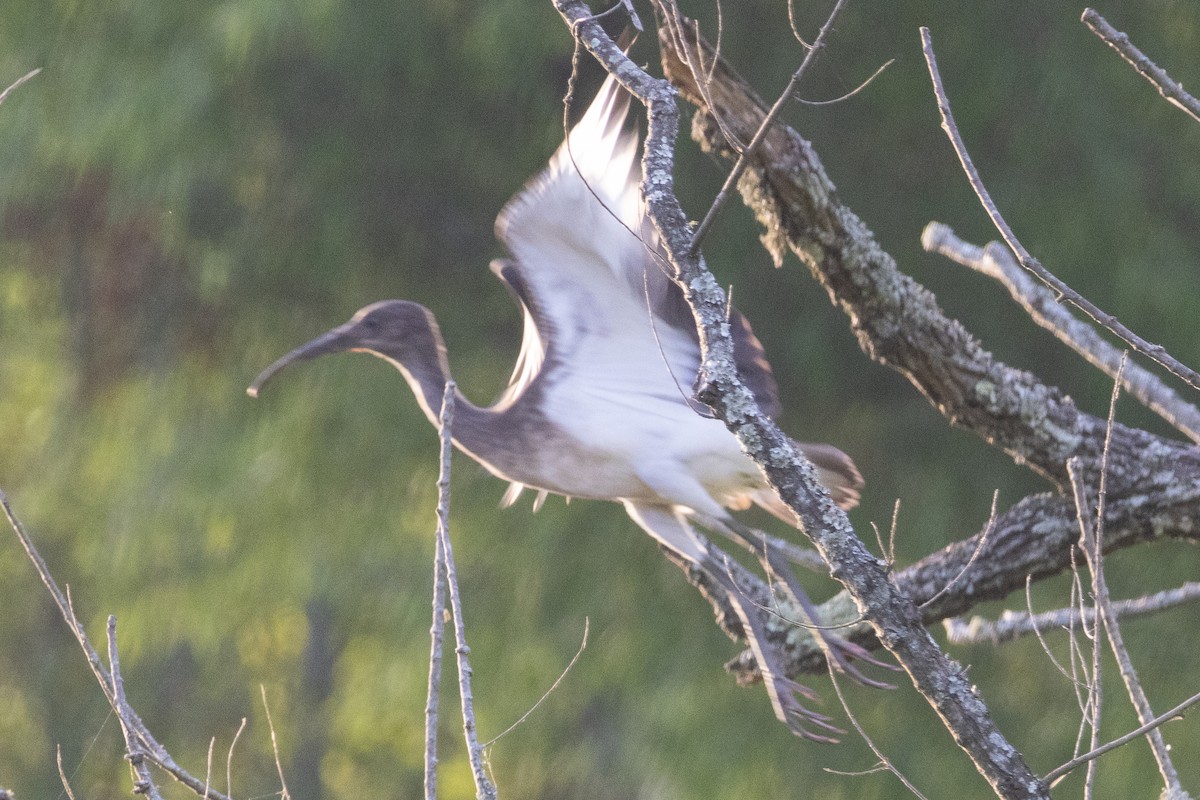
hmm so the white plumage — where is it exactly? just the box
[250,69,872,738]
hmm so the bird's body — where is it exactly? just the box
[251,67,870,736]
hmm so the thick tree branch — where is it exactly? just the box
[655,11,1200,699]
[659,20,1200,497]
[554,3,1048,797]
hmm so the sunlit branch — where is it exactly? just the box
[920,27,1200,392]
[923,222,1200,444]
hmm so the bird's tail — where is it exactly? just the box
[749,442,864,521]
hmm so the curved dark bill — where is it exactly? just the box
[247,327,353,398]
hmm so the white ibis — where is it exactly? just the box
[249,70,875,738]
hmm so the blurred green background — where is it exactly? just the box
[2,1,1198,797]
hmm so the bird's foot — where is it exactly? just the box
[773,676,846,742]
[816,632,899,690]
[759,544,899,691]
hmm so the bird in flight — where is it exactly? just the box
[250,61,879,739]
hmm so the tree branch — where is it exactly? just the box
[554,4,1049,797]
[944,582,1200,646]
[649,16,1200,783]
[2,490,237,800]
[922,223,1200,444]
[1081,8,1200,125]
[920,26,1200,393]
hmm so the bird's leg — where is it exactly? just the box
[622,502,844,738]
[701,516,896,690]
[701,551,845,741]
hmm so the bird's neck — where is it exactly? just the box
[368,323,494,453]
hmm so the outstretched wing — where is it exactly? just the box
[492,73,780,420]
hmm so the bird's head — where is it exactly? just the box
[248,300,440,398]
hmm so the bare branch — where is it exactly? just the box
[259,686,292,800]
[918,490,997,611]
[1081,8,1200,125]
[945,583,1200,645]
[484,618,589,747]
[424,458,450,800]
[825,666,929,800]
[923,223,1200,444]
[0,68,41,107]
[556,6,1049,797]
[3,490,240,800]
[1044,689,1200,785]
[688,0,851,254]
[653,18,1200,707]
[1070,457,1183,789]
[204,738,215,800]
[919,27,1200,392]
[56,745,78,800]
[436,382,498,800]
[794,58,895,106]
[227,718,247,799]
[106,617,165,800]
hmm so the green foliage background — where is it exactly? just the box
[2,1,1198,797]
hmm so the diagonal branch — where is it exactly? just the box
[687,0,850,254]
[1081,8,1200,125]
[944,582,1200,646]
[920,26,1200,393]
[648,10,1200,704]
[922,223,1200,444]
[2,491,237,800]
[553,4,1049,797]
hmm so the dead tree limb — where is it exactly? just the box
[554,3,1050,797]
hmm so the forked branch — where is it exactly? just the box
[920,27,1200,393]
[922,223,1200,444]
[553,4,1048,797]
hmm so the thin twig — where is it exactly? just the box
[0,68,41,106]
[919,490,997,610]
[424,510,448,800]
[945,582,1200,645]
[3,490,237,800]
[436,382,498,800]
[795,58,895,106]
[1022,576,1078,687]
[923,223,1200,444]
[483,618,590,747]
[424,388,452,800]
[920,27,1200,392]
[1068,464,1103,798]
[204,737,215,800]
[1069,362,1182,792]
[107,617,165,800]
[56,745,79,800]
[1081,8,1200,125]
[259,686,292,800]
[2,491,117,705]
[1045,689,1200,785]
[227,717,247,799]
[656,3,746,161]
[825,664,930,799]
[689,0,851,254]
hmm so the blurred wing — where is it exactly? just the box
[493,73,780,418]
